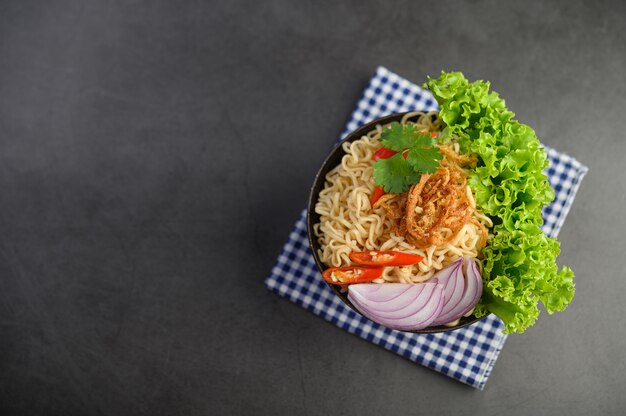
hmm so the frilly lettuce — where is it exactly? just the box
[424,71,575,334]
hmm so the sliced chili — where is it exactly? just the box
[322,266,384,284]
[349,250,424,267]
[370,186,386,206]
[372,147,398,161]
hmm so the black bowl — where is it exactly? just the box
[306,112,484,334]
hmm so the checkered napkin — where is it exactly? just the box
[264,67,588,389]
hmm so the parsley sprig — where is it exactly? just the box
[372,122,443,193]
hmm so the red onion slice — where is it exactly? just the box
[432,258,464,312]
[348,283,445,331]
[465,258,483,308]
[348,283,415,305]
[351,285,433,318]
[348,284,418,313]
[430,257,483,326]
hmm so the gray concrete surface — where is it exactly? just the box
[0,1,624,415]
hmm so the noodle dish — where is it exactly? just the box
[310,72,575,334]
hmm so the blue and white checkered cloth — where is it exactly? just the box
[264,67,588,389]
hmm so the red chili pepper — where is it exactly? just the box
[373,147,409,161]
[349,251,424,267]
[322,266,384,284]
[370,186,386,205]
[373,132,437,162]
[372,147,398,161]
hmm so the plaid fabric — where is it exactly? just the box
[264,67,588,389]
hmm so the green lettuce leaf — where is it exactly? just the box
[425,71,575,334]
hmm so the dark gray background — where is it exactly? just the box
[0,1,623,415]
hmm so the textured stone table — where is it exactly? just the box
[0,1,623,415]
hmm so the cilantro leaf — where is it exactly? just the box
[374,123,442,193]
[414,133,437,148]
[372,153,422,193]
[380,122,422,151]
[406,146,443,174]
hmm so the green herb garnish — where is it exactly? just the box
[372,123,443,193]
